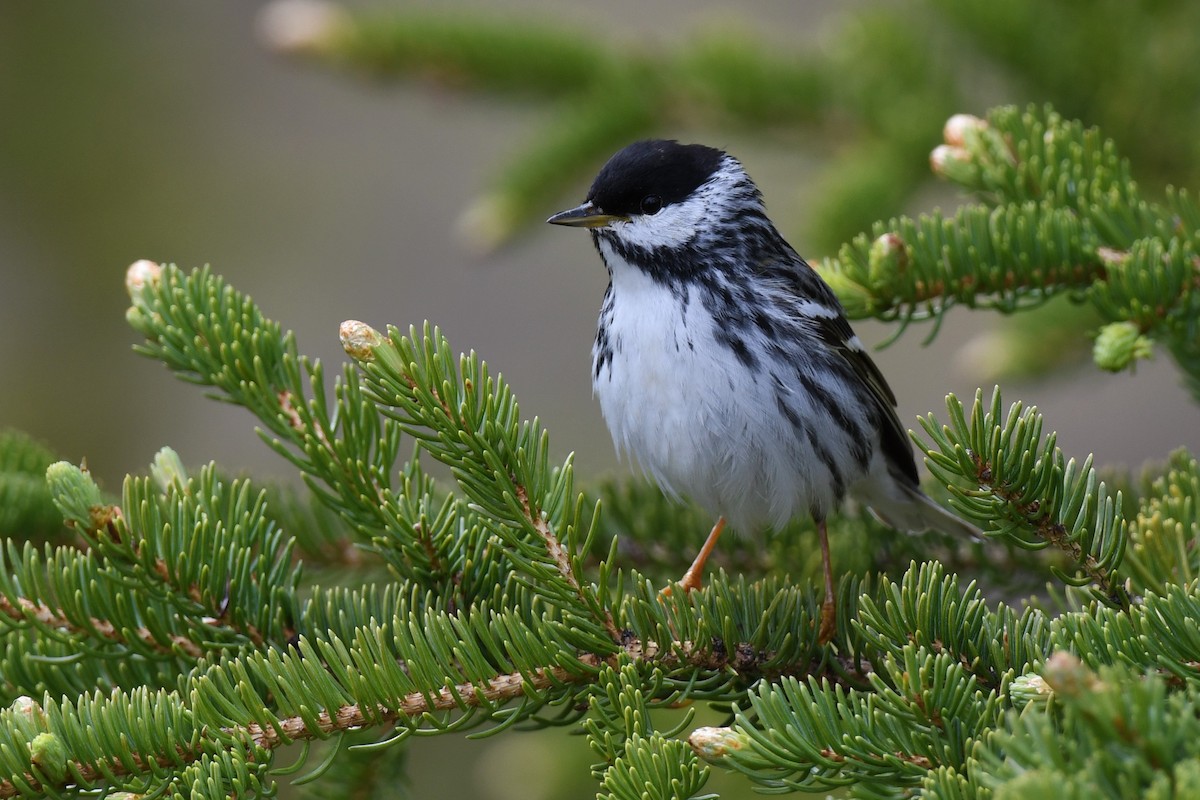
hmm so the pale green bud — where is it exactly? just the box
[45,461,107,532]
[867,232,908,287]
[30,732,68,783]
[1008,672,1052,709]
[930,144,978,186]
[9,696,47,729]
[820,266,876,318]
[150,447,189,492]
[1093,321,1153,372]
[125,260,164,334]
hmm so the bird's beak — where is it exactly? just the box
[546,201,625,229]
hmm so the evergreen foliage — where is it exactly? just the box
[262,0,1200,256]
[1,96,1198,800]
[0,432,68,543]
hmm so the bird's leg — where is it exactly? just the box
[817,518,837,644]
[662,516,727,596]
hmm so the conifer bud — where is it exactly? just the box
[867,232,908,287]
[10,696,47,727]
[126,260,164,332]
[257,0,350,55]
[340,320,384,361]
[930,144,976,185]
[1040,651,1094,699]
[125,259,163,299]
[45,461,107,531]
[150,447,189,492]
[1009,672,1052,708]
[30,733,68,783]
[820,267,876,318]
[1093,321,1153,372]
[943,113,986,147]
[688,726,747,763]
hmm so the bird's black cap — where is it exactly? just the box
[587,140,725,217]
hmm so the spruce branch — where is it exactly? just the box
[691,565,1200,798]
[0,432,67,542]
[1124,449,1200,594]
[820,105,1200,394]
[0,614,873,799]
[341,320,621,649]
[1051,581,1200,684]
[914,387,1129,606]
[585,662,713,800]
[0,453,304,695]
[7,460,255,666]
[853,561,1046,692]
[0,550,202,660]
[704,646,1002,796]
[126,263,508,608]
[955,653,1200,800]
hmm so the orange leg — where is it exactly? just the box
[817,518,837,644]
[662,516,727,596]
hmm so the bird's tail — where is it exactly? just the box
[859,480,983,540]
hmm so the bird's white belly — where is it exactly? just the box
[592,262,836,531]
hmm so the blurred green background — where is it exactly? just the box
[1,2,1198,798]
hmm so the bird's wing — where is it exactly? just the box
[815,313,919,486]
[769,254,921,488]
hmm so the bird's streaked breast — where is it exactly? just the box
[590,239,868,530]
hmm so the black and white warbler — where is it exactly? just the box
[548,140,978,642]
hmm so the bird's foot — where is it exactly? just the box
[818,596,837,645]
[659,517,725,599]
[658,567,705,598]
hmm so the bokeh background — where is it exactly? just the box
[2,2,1198,798]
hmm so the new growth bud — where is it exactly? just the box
[257,0,351,55]
[10,696,47,727]
[820,267,877,318]
[1040,651,1096,699]
[125,259,163,298]
[1008,672,1052,709]
[943,113,987,148]
[1093,321,1153,372]
[688,726,748,763]
[930,144,976,185]
[45,461,107,531]
[867,232,908,287]
[7,696,50,742]
[30,733,68,783]
[126,259,164,333]
[150,447,189,492]
[340,320,384,361]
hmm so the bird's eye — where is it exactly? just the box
[639,195,663,215]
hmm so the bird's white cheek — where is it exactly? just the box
[609,203,702,250]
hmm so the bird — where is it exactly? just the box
[547,139,978,643]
